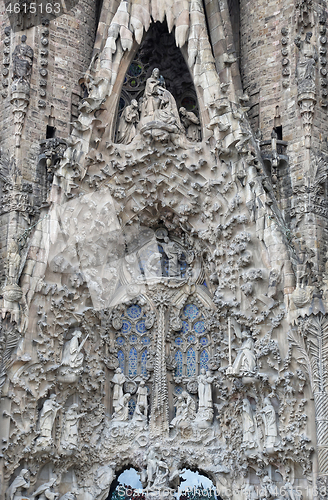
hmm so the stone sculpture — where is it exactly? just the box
[242,399,258,451]
[116,99,139,144]
[35,394,61,448]
[12,35,34,82]
[136,380,148,417]
[32,479,59,500]
[231,333,257,376]
[260,397,279,451]
[139,68,183,142]
[60,404,85,452]
[59,330,87,382]
[7,238,21,285]
[170,390,196,428]
[111,367,126,411]
[6,469,30,500]
[179,107,200,141]
[112,393,131,421]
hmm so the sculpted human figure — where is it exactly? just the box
[60,403,85,451]
[295,238,314,287]
[61,330,85,371]
[111,367,126,410]
[294,32,317,91]
[260,397,279,450]
[32,479,59,500]
[139,68,183,137]
[37,394,61,446]
[146,447,158,485]
[242,399,258,450]
[136,380,148,416]
[116,99,139,144]
[179,107,200,141]
[12,35,34,82]
[232,332,257,375]
[112,393,130,421]
[7,238,21,285]
[197,368,214,409]
[6,469,30,500]
[170,390,196,428]
[161,237,181,277]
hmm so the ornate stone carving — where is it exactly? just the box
[58,330,87,382]
[60,404,85,453]
[6,469,30,500]
[294,32,317,148]
[11,35,33,148]
[117,99,139,144]
[35,394,61,450]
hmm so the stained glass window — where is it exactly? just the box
[128,348,138,377]
[200,350,209,371]
[184,304,199,320]
[136,319,146,334]
[175,351,183,377]
[186,348,196,376]
[187,335,196,343]
[181,320,189,334]
[200,337,208,346]
[175,386,183,395]
[175,337,183,346]
[116,337,125,345]
[128,399,136,418]
[142,337,150,345]
[141,350,148,377]
[117,350,124,371]
[122,320,132,333]
[130,335,137,344]
[126,305,142,319]
[194,321,205,334]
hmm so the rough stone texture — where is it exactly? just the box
[1,1,328,499]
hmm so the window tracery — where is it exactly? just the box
[113,304,152,380]
[173,303,211,378]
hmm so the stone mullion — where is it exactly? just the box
[149,303,169,438]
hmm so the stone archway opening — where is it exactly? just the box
[177,469,222,500]
[107,467,144,500]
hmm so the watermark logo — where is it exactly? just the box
[5,0,79,31]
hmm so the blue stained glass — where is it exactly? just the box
[141,349,148,377]
[136,319,146,334]
[175,351,183,377]
[187,348,196,376]
[175,386,183,395]
[194,321,205,334]
[175,337,183,346]
[127,305,142,319]
[129,348,137,377]
[122,320,132,333]
[181,321,189,334]
[130,335,137,343]
[116,337,125,345]
[200,337,208,346]
[128,399,136,418]
[200,350,209,371]
[117,350,124,372]
[184,304,199,321]
[188,335,196,343]
[142,337,150,345]
[203,281,208,288]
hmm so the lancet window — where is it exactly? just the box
[174,303,210,377]
[115,304,150,379]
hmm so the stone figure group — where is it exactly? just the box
[242,397,279,454]
[116,68,200,144]
[111,368,148,422]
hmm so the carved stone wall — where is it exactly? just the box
[2,0,328,499]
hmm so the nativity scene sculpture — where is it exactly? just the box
[116,68,200,145]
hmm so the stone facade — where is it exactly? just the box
[1,0,328,499]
